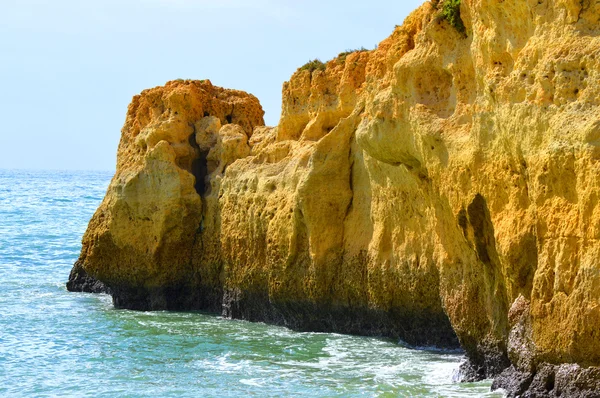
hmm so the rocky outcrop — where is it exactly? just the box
[69,80,264,310]
[68,0,600,395]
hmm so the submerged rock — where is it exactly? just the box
[68,1,600,395]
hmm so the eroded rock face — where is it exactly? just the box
[69,0,600,394]
[69,79,264,309]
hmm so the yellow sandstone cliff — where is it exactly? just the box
[68,0,600,395]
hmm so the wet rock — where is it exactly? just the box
[493,363,600,398]
[66,260,110,294]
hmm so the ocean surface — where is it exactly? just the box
[0,169,504,397]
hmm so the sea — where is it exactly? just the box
[0,169,504,397]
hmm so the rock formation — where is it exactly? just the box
[68,0,600,395]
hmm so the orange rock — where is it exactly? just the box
[73,80,263,308]
[69,1,600,393]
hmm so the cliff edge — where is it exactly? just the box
[68,0,600,396]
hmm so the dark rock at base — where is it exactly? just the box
[110,283,222,313]
[457,360,487,382]
[491,365,533,397]
[66,260,110,294]
[492,363,600,398]
[221,288,461,349]
[104,283,461,348]
[456,345,511,382]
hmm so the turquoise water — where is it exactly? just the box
[0,170,503,397]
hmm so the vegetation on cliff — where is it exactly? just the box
[438,0,465,34]
[337,47,369,63]
[298,59,326,73]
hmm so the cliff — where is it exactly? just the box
[68,0,600,396]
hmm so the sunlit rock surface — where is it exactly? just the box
[69,1,600,395]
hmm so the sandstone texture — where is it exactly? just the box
[68,0,600,395]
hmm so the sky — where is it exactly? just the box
[0,0,424,171]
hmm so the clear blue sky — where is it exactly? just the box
[0,0,424,171]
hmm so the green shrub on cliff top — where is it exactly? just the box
[440,0,466,35]
[299,59,326,73]
[337,47,369,63]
